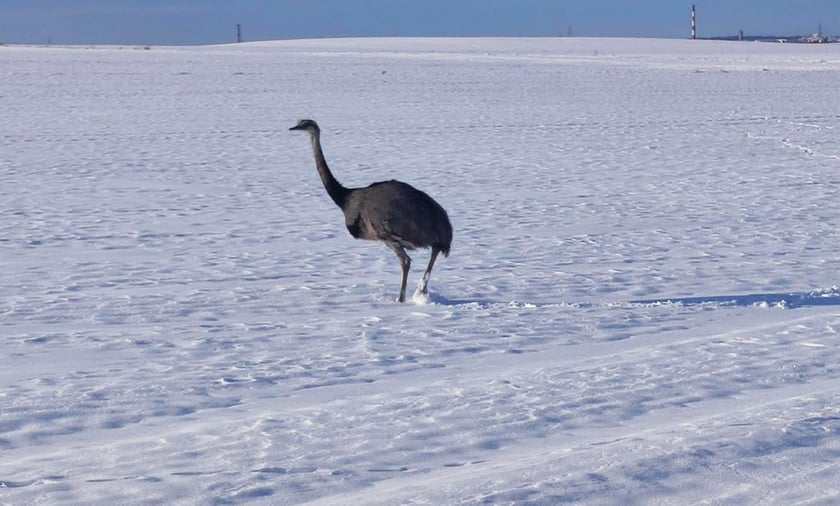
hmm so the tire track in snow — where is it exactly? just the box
[5,307,838,504]
[307,380,840,506]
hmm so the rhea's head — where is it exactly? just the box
[289,119,320,133]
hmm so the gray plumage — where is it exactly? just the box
[290,119,453,302]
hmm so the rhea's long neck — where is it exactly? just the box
[310,131,349,208]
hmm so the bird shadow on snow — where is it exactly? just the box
[418,288,840,310]
[417,292,557,309]
[412,292,488,307]
[631,288,840,309]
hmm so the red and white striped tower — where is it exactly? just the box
[691,5,697,39]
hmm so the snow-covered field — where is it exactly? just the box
[3,37,840,504]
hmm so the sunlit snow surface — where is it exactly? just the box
[3,37,840,504]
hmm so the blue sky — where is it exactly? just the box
[1,1,837,45]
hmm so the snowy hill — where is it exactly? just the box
[2,37,840,504]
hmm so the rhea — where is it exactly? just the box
[290,119,453,303]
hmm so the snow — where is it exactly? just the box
[3,36,840,504]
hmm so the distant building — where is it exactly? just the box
[703,32,837,44]
[800,32,831,43]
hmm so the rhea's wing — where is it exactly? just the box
[346,181,451,251]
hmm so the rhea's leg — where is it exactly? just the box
[417,248,441,295]
[387,242,411,303]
